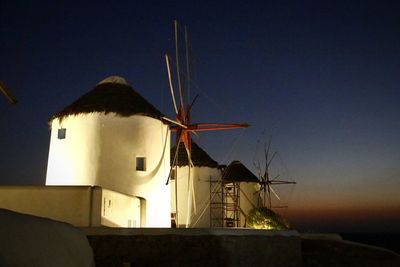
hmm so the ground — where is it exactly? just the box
[301,234,400,267]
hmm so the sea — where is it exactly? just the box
[339,232,400,254]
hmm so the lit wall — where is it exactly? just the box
[46,114,101,185]
[171,166,222,227]
[101,189,141,227]
[0,186,102,226]
[46,113,171,227]
[239,182,259,227]
[0,186,145,228]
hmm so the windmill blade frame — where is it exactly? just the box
[164,54,178,114]
[269,185,281,201]
[166,140,182,185]
[174,20,185,110]
[165,20,249,228]
[0,81,17,105]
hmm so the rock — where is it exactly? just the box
[0,209,94,267]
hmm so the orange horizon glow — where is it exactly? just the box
[280,205,400,232]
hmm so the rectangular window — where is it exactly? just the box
[136,157,146,171]
[58,128,66,139]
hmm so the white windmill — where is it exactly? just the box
[46,76,171,227]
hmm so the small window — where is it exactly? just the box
[58,128,66,139]
[136,157,146,171]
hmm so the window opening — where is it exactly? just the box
[136,157,146,171]
[58,128,66,139]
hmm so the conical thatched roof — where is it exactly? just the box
[171,140,219,168]
[221,160,259,182]
[52,76,164,121]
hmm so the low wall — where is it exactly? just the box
[0,186,144,228]
[0,186,102,226]
[83,228,302,267]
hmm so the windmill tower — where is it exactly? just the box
[210,160,259,228]
[163,21,249,227]
[46,76,171,227]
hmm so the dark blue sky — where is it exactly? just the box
[1,1,399,231]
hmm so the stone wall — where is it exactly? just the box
[83,228,301,267]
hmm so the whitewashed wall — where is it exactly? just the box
[239,182,259,227]
[46,114,101,185]
[171,166,221,228]
[46,113,171,227]
[101,189,141,227]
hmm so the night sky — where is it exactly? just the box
[1,1,399,232]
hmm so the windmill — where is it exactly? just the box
[163,20,249,227]
[254,136,296,209]
[0,81,17,105]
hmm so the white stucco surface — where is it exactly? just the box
[46,114,101,185]
[171,166,221,227]
[46,113,171,227]
[101,189,141,227]
[0,185,146,228]
[238,182,259,227]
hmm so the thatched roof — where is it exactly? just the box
[221,160,259,182]
[171,140,219,168]
[52,76,164,121]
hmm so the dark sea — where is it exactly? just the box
[339,233,400,254]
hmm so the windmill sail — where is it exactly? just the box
[164,20,249,227]
[0,81,17,105]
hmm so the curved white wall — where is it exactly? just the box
[239,182,259,227]
[171,166,221,227]
[46,113,171,227]
[46,114,101,186]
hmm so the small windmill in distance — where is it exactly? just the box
[0,80,17,105]
[254,136,296,209]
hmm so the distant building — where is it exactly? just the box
[218,160,260,228]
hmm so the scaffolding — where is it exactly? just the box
[209,179,241,228]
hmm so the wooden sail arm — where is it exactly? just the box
[170,122,249,132]
[0,81,17,104]
[270,180,296,185]
[259,180,296,185]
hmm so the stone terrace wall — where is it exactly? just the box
[83,228,301,267]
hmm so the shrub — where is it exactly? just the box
[246,207,290,230]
